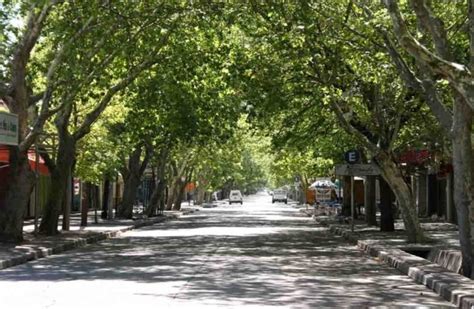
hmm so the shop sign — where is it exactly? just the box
[335,164,381,176]
[398,149,430,165]
[0,111,18,146]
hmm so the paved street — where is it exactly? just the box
[0,193,454,308]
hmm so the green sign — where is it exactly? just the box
[0,111,19,146]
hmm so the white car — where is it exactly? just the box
[229,190,243,205]
[272,189,288,204]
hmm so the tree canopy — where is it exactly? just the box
[1,0,473,278]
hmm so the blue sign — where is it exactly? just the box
[344,150,360,164]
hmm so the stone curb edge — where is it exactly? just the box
[328,225,474,309]
[0,213,180,271]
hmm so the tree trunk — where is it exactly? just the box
[62,173,73,231]
[117,173,141,219]
[117,145,150,219]
[107,179,114,220]
[173,168,193,211]
[298,185,305,205]
[196,186,205,205]
[379,177,395,232]
[147,170,166,216]
[81,182,91,227]
[206,191,213,203]
[146,149,168,216]
[365,175,377,226]
[342,176,351,216]
[166,154,192,210]
[0,149,35,242]
[172,180,186,211]
[299,175,308,205]
[159,187,168,215]
[452,100,474,278]
[0,3,56,242]
[147,179,165,216]
[166,178,179,210]
[93,184,100,224]
[146,167,157,216]
[377,153,424,243]
[101,178,110,219]
[39,134,75,235]
[165,160,178,210]
[194,174,207,205]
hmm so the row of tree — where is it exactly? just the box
[0,2,238,238]
[0,1,472,278]
[227,1,473,278]
[0,1,273,243]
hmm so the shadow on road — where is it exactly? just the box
[0,203,454,308]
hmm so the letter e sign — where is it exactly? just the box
[344,150,360,164]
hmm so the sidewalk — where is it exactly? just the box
[299,207,474,308]
[0,208,196,271]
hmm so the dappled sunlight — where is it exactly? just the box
[125,226,286,237]
[0,196,455,308]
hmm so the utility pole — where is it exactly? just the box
[351,175,355,232]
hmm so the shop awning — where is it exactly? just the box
[0,146,50,175]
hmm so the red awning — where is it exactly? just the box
[0,146,50,175]
[185,182,196,191]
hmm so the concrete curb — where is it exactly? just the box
[328,225,359,244]
[0,214,178,271]
[329,225,474,308]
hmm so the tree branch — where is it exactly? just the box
[410,0,451,59]
[72,27,174,141]
[72,58,154,141]
[420,78,453,132]
[383,0,470,82]
[381,30,453,133]
[72,7,157,97]
[139,143,153,176]
[344,1,353,24]
[329,98,380,155]
[356,1,454,135]
[38,145,57,173]
[28,92,44,106]
[20,16,95,152]
[340,23,386,50]
[10,1,60,93]
[469,0,474,70]
[388,113,402,151]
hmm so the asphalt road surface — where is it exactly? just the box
[0,192,454,308]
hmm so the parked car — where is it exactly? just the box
[272,189,288,204]
[229,190,243,205]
